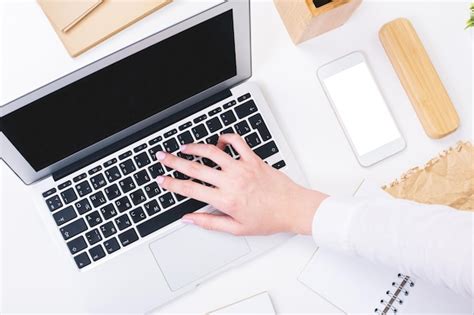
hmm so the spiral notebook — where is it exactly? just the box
[298,181,473,314]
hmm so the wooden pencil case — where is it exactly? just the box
[379,18,459,139]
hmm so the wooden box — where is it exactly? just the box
[274,0,363,44]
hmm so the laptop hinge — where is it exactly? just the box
[53,88,232,181]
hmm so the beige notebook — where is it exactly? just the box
[383,141,473,211]
[38,0,172,57]
[37,0,104,33]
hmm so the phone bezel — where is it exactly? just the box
[317,51,406,167]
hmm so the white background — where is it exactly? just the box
[1,0,472,313]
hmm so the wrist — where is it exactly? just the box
[290,187,329,235]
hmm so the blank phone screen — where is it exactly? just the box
[323,62,401,156]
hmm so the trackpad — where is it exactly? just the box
[150,224,251,291]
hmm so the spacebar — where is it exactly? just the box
[137,199,207,237]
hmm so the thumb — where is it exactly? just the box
[182,213,243,236]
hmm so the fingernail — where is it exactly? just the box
[181,218,194,224]
[156,176,165,184]
[156,151,166,161]
[180,144,188,152]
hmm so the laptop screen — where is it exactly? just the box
[0,10,236,171]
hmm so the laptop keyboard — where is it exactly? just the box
[42,93,287,270]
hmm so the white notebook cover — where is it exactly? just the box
[298,181,473,314]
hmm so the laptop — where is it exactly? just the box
[0,1,306,312]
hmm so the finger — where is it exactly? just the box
[216,133,255,161]
[181,143,235,169]
[182,213,244,236]
[157,176,218,205]
[156,151,223,186]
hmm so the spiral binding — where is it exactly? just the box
[374,273,415,315]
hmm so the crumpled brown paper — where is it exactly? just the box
[383,141,473,211]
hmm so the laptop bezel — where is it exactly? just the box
[0,0,251,185]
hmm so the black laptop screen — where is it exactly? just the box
[0,10,236,171]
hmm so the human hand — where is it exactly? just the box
[155,134,328,236]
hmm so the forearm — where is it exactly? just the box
[312,194,473,297]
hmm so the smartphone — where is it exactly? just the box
[317,51,406,167]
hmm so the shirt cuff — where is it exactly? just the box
[312,196,364,253]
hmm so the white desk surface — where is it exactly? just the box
[1,0,472,313]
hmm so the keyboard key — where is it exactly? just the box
[134,152,151,168]
[130,189,147,206]
[103,237,120,254]
[60,218,87,240]
[85,228,102,245]
[244,132,262,148]
[86,210,103,228]
[178,152,194,161]
[73,173,87,183]
[148,135,162,145]
[235,120,251,136]
[89,244,106,261]
[118,151,132,160]
[177,131,194,145]
[42,188,57,198]
[221,126,235,134]
[272,160,286,170]
[164,129,178,138]
[104,184,121,201]
[53,205,77,226]
[148,163,165,179]
[149,144,163,161]
[103,158,117,168]
[118,228,139,247]
[173,171,190,180]
[115,196,132,213]
[134,170,150,186]
[205,134,219,145]
[237,93,251,102]
[105,166,121,183]
[75,198,92,215]
[178,121,192,131]
[118,176,136,193]
[223,100,237,109]
[115,214,132,231]
[159,192,176,209]
[74,252,91,269]
[67,236,87,255]
[163,138,180,153]
[202,158,217,168]
[254,141,279,160]
[88,165,102,175]
[119,159,136,175]
[61,188,78,205]
[90,173,107,190]
[58,181,72,190]
[192,124,208,140]
[100,203,118,220]
[249,113,272,141]
[206,117,223,133]
[130,207,146,224]
[137,199,206,237]
[144,182,161,198]
[235,100,257,119]
[133,143,147,153]
[46,195,63,212]
[193,114,207,123]
[100,222,117,238]
[220,110,237,126]
[143,200,160,216]
[90,191,107,208]
[209,107,222,116]
[75,181,92,197]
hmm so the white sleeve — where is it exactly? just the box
[311,194,473,298]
